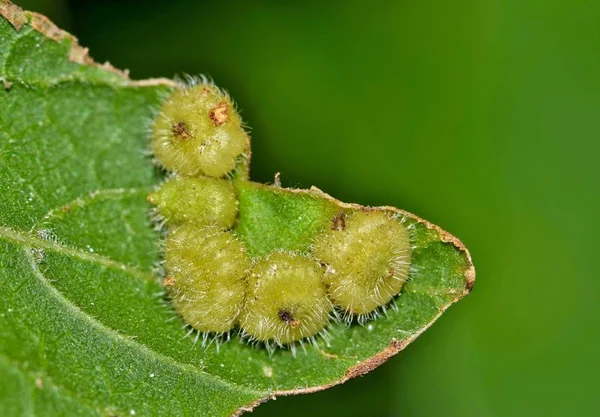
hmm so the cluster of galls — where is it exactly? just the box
[149,81,412,349]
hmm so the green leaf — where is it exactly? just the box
[0,2,474,416]
[234,181,340,257]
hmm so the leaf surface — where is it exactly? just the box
[0,3,474,416]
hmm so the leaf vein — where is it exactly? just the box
[0,224,152,281]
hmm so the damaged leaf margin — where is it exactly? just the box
[0,0,175,85]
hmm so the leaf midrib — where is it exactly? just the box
[0,224,149,280]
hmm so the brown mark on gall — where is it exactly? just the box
[278,309,301,328]
[331,212,346,231]
[163,276,177,287]
[209,102,229,126]
[171,121,191,140]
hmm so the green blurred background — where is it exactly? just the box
[15,0,600,416]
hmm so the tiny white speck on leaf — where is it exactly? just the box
[262,366,273,378]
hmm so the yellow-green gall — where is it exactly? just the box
[152,83,248,178]
[147,176,238,228]
[240,252,332,345]
[313,210,412,315]
[164,225,251,334]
